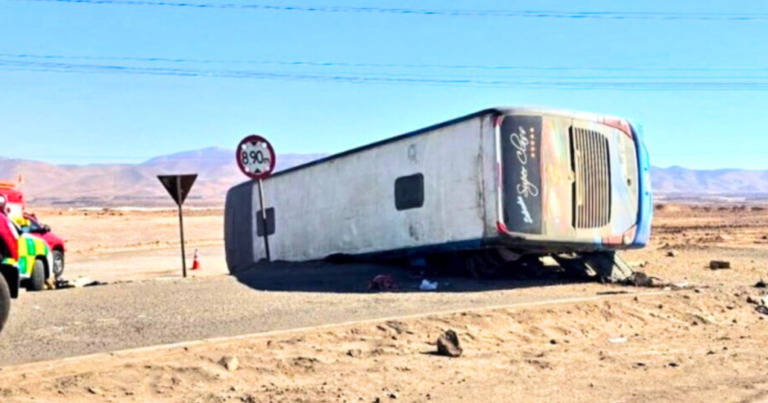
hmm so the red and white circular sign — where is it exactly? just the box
[236,135,276,180]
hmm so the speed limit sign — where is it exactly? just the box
[236,135,276,180]
[236,134,276,262]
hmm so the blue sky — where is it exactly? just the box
[1,0,767,169]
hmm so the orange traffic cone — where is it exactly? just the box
[192,249,200,270]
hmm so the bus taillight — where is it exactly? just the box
[602,226,637,246]
[602,117,633,139]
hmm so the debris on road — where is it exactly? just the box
[671,282,690,290]
[219,356,239,372]
[710,261,731,270]
[419,279,438,291]
[622,271,663,288]
[56,277,107,289]
[369,275,398,291]
[747,295,760,305]
[597,290,630,295]
[666,250,679,258]
[436,330,463,357]
[609,337,628,344]
[755,279,767,288]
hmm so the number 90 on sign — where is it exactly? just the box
[236,135,276,180]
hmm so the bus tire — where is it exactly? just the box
[582,252,634,283]
[553,254,594,279]
[27,259,46,292]
[0,275,10,334]
[465,250,506,279]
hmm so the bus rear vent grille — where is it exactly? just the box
[571,127,611,229]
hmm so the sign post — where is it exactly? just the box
[257,180,270,261]
[236,135,276,263]
[158,174,197,278]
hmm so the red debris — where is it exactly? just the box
[369,275,398,291]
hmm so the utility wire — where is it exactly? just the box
[5,0,768,21]
[3,53,768,73]
[4,59,768,90]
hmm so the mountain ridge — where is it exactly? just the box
[2,149,768,206]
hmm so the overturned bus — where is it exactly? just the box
[225,107,652,280]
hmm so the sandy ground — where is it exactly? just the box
[2,204,768,402]
[2,289,767,403]
[30,208,229,281]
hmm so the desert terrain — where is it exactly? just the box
[33,207,230,282]
[1,203,768,402]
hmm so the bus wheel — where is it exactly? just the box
[581,252,634,283]
[27,259,46,292]
[465,249,507,279]
[553,254,595,279]
[0,275,10,334]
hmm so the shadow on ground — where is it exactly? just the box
[231,260,590,294]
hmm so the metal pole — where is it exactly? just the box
[258,179,271,262]
[177,177,187,278]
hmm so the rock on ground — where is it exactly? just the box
[710,261,731,270]
[437,330,463,357]
[219,356,239,372]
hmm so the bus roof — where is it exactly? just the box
[243,106,630,183]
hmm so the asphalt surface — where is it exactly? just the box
[0,262,616,366]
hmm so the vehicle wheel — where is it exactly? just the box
[553,254,594,279]
[465,249,507,279]
[0,275,10,334]
[27,259,46,292]
[581,252,634,283]
[52,251,65,279]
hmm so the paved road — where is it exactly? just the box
[0,263,618,366]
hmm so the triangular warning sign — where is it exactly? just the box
[158,174,197,206]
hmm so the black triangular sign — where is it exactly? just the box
[158,174,197,206]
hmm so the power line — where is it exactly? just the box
[3,53,768,73]
[4,59,768,90]
[6,0,768,21]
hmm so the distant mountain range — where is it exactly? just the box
[0,148,326,207]
[650,166,768,196]
[1,148,767,206]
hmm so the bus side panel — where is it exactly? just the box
[253,116,494,262]
[225,181,255,273]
